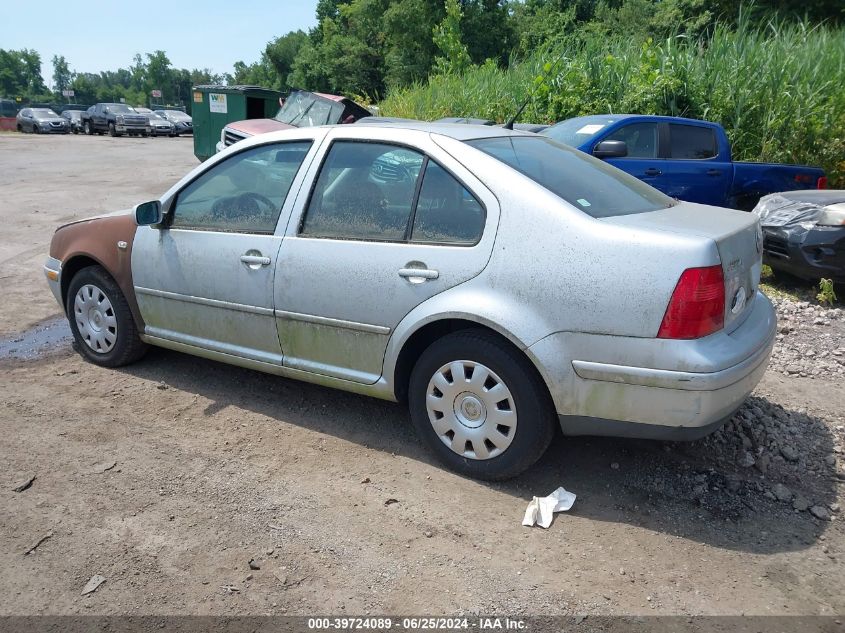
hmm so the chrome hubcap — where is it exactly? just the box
[74,284,117,353]
[426,360,517,460]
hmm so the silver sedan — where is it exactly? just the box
[44,122,775,480]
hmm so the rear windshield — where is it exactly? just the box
[466,136,676,218]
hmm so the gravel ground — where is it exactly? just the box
[769,297,845,379]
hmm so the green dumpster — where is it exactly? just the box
[191,84,283,161]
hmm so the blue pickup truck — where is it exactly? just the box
[542,115,827,210]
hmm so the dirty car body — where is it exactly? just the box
[45,123,775,480]
[754,190,845,284]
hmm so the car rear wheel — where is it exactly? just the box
[66,265,147,367]
[408,330,556,480]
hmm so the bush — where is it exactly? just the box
[380,17,845,187]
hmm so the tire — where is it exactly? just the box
[108,122,117,137]
[408,329,556,480]
[32,124,39,134]
[141,131,148,137]
[66,265,147,368]
[84,121,91,135]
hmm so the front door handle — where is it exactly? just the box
[706,169,722,176]
[398,267,439,282]
[644,168,662,176]
[240,253,271,268]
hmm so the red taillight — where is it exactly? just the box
[817,176,828,189]
[657,265,725,339]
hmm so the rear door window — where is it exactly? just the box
[669,124,717,159]
[603,122,658,158]
[301,141,424,241]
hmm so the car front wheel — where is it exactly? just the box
[408,330,556,480]
[66,265,147,367]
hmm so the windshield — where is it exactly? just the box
[33,109,59,117]
[64,111,82,119]
[541,116,621,147]
[274,92,344,127]
[108,104,136,113]
[466,136,675,218]
[165,111,189,120]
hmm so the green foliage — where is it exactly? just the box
[432,0,472,75]
[0,49,46,98]
[817,279,838,306]
[381,16,845,187]
[51,55,72,97]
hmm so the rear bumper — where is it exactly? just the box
[762,225,845,283]
[527,291,776,440]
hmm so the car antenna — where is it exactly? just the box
[503,97,531,130]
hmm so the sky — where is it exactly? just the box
[0,0,319,87]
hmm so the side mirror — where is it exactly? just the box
[593,140,628,159]
[134,200,163,226]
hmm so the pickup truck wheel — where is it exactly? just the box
[108,122,117,137]
[408,330,556,480]
[66,265,147,368]
[83,121,91,135]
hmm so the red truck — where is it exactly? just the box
[216,90,371,152]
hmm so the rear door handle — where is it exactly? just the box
[644,168,662,176]
[240,254,271,267]
[398,268,439,281]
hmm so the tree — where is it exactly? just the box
[461,0,514,65]
[265,31,309,89]
[432,0,472,75]
[145,50,172,100]
[52,55,73,96]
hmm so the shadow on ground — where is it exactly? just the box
[113,345,837,556]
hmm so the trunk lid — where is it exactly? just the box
[604,201,763,334]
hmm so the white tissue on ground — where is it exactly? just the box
[522,486,576,528]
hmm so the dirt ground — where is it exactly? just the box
[0,133,843,618]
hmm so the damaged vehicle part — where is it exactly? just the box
[753,190,845,285]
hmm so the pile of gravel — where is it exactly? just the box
[768,297,845,378]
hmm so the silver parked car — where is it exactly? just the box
[44,123,776,480]
[17,107,70,134]
[135,107,175,136]
[154,109,192,135]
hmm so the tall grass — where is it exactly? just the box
[381,17,845,186]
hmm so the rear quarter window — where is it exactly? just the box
[467,136,675,218]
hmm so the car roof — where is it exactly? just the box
[549,114,717,127]
[342,120,534,141]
